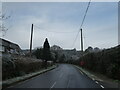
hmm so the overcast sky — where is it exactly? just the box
[2,2,118,50]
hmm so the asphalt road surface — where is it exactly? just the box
[8,64,102,88]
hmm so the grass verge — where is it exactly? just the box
[2,64,57,89]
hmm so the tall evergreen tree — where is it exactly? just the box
[43,38,51,68]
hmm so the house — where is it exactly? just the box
[0,38,21,56]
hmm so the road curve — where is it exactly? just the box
[7,64,101,88]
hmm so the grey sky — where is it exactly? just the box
[2,2,118,50]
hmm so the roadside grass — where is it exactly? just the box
[2,64,57,89]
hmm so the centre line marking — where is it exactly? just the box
[51,82,56,88]
[67,79,70,88]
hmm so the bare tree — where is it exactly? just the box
[0,11,11,37]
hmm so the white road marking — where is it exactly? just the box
[94,80,104,88]
[51,82,56,88]
[92,78,95,80]
[79,70,84,75]
[67,79,70,88]
[100,85,104,88]
[95,81,99,84]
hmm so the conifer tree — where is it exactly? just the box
[43,38,51,68]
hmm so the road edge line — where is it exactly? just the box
[74,65,106,88]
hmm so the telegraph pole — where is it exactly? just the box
[80,28,83,52]
[30,24,33,57]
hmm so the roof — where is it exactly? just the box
[0,38,21,50]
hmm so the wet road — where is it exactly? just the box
[8,64,102,88]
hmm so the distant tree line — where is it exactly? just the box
[33,43,68,64]
[74,45,120,80]
[33,48,67,63]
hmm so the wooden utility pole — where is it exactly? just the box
[30,24,33,57]
[80,28,83,52]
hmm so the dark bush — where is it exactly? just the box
[78,45,120,80]
[2,57,16,80]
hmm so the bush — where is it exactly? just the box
[78,45,120,80]
[14,57,43,74]
[2,56,53,80]
[2,57,16,80]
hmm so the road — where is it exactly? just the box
[8,64,102,88]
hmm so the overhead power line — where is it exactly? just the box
[80,0,91,29]
[34,24,78,33]
[72,30,80,48]
[72,0,91,48]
